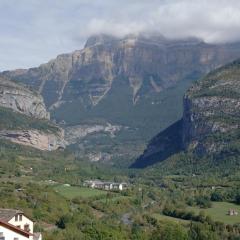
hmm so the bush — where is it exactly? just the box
[151,223,188,240]
[56,215,71,229]
[211,192,223,202]
[235,194,240,205]
[162,206,196,221]
[188,222,218,240]
[196,196,212,208]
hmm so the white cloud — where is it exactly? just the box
[0,0,240,70]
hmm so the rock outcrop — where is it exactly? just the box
[0,77,49,119]
[65,123,122,145]
[182,60,240,155]
[133,60,240,167]
[0,77,65,151]
[0,129,66,151]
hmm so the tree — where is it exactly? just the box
[56,215,71,229]
[196,196,212,208]
[151,223,188,240]
[235,194,240,205]
[211,192,223,202]
[188,222,218,240]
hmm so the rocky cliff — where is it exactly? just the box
[0,129,65,151]
[0,77,66,151]
[3,34,240,111]
[65,123,122,145]
[133,60,240,168]
[182,60,240,156]
[0,77,49,119]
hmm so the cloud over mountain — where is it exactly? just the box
[1,0,240,70]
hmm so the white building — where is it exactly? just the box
[0,209,42,240]
[83,180,128,191]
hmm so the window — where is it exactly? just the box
[19,214,22,221]
[24,224,30,232]
[0,233,4,240]
[13,238,19,240]
[16,225,20,228]
[15,215,18,221]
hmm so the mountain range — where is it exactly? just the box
[1,33,240,164]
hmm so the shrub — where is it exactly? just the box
[195,196,212,208]
[211,192,223,202]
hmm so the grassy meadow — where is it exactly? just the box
[153,213,190,225]
[188,202,240,224]
[54,185,108,199]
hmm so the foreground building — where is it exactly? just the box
[0,209,42,240]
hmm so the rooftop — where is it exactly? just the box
[0,219,33,238]
[0,208,23,222]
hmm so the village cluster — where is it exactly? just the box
[83,180,128,191]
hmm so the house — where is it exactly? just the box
[228,209,238,216]
[63,184,71,187]
[112,183,128,191]
[83,180,128,191]
[83,180,103,189]
[0,209,42,240]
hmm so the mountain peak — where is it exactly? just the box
[84,34,118,48]
[83,33,205,53]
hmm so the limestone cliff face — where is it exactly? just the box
[0,129,66,151]
[0,77,50,119]
[0,77,66,151]
[3,34,240,110]
[133,60,240,168]
[182,60,240,155]
[65,123,121,144]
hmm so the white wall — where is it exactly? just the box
[9,214,33,234]
[0,225,30,240]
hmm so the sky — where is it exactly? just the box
[1,0,240,70]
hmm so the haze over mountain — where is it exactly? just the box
[2,33,240,164]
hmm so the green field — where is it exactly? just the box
[54,185,107,199]
[95,195,131,203]
[188,202,240,224]
[153,213,190,225]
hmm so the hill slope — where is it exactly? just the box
[133,60,240,168]
[183,60,240,157]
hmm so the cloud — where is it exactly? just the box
[0,0,240,70]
